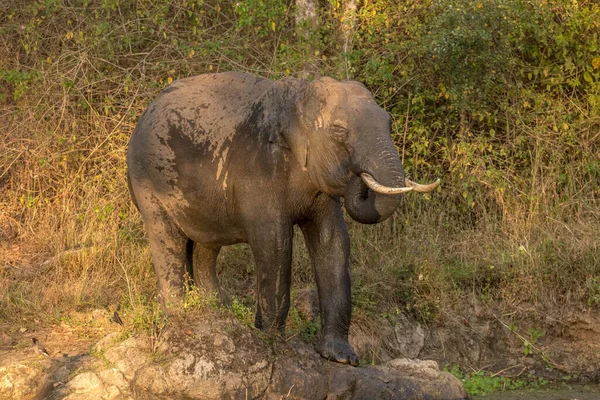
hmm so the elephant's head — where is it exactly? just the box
[272,77,439,224]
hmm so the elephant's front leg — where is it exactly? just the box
[300,197,359,366]
[247,221,293,334]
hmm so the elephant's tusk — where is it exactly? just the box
[359,173,441,195]
[405,178,441,193]
[359,173,414,194]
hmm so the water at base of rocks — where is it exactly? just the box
[474,385,600,400]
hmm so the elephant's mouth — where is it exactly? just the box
[343,171,441,224]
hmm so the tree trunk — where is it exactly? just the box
[340,0,357,79]
[295,0,319,78]
[295,0,318,40]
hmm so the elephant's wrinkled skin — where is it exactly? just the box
[127,72,424,366]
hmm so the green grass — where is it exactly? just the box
[447,366,549,397]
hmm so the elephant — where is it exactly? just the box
[127,72,439,366]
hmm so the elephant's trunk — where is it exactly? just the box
[344,142,440,224]
[344,143,406,224]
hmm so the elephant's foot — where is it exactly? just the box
[158,287,185,316]
[192,284,230,307]
[316,337,359,367]
[206,284,230,307]
[254,313,286,336]
[215,289,231,307]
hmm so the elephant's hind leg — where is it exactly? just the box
[192,243,225,302]
[247,221,293,335]
[134,192,189,314]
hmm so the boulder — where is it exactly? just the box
[0,363,49,400]
[93,314,467,399]
[0,313,468,400]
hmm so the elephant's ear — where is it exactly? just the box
[269,125,308,171]
[283,128,308,171]
[268,129,290,149]
[267,80,310,171]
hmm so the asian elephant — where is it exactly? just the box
[127,72,439,366]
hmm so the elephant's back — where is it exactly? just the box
[129,71,274,162]
[158,72,273,115]
[137,72,273,135]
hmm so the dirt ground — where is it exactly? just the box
[432,310,600,378]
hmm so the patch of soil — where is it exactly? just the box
[345,298,600,386]
[0,310,120,362]
[412,305,600,382]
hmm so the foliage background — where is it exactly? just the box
[1,0,599,369]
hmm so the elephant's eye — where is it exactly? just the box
[330,124,348,142]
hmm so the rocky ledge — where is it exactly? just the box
[0,313,468,400]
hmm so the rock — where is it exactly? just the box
[350,326,393,363]
[393,314,425,358]
[97,369,129,393]
[103,337,152,380]
[385,359,467,397]
[56,369,133,400]
[0,363,48,400]
[294,288,319,322]
[323,359,468,400]
[264,341,329,399]
[94,332,121,353]
[425,324,485,365]
[64,372,104,394]
[134,365,170,395]
[53,366,71,382]
[0,312,468,400]
[357,314,425,360]
[85,313,467,400]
